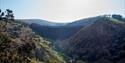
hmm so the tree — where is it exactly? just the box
[0,9,15,32]
[0,9,14,21]
[112,14,122,21]
[0,9,4,20]
[5,9,14,21]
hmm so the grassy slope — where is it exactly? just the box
[0,20,66,63]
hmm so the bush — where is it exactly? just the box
[112,14,122,21]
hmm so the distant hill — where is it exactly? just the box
[30,16,103,41]
[17,19,66,26]
[66,16,102,26]
[61,17,125,63]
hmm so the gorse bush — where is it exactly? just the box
[0,33,38,63]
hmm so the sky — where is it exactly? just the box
[0,0,125,23]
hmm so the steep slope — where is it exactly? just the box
[30,23,83,40]
[0,20,66,63]
[62,17,125,63]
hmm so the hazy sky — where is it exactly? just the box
[0,0,125,23]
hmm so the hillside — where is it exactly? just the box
[0,20,66,63]
[27,16,125,63]
[17,19,66,26]
[29,16,103,41]
[61,17,125,63]
[66,16,102,26]
[30,23,83,40]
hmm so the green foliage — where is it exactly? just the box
[110,18,124,24]
[110,18,125,28]
[35,36,66,63]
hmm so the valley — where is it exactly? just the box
[27,15,125,63]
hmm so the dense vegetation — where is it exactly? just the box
[62,17,125,63]
[0,9,66,63]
